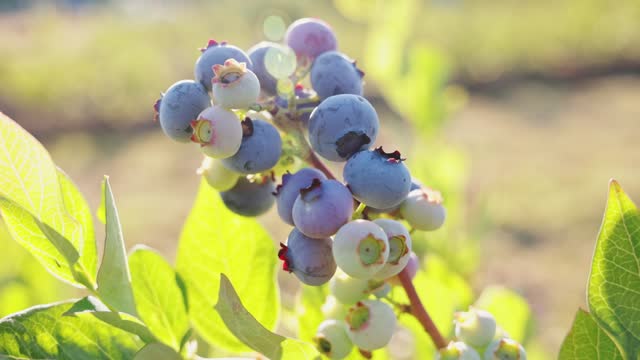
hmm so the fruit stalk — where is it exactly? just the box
[307,150,336,180]
[397,267,447,350]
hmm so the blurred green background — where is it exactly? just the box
[1,0,640,358]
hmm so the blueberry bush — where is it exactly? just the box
[0,16,638,360]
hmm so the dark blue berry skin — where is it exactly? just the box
[310,51,363,100]
[292,179,354,239]
[248,41,279,96]
[220,176,275,217]
[344,148,411,209]
[222,119,282,174]
[157,80,210,143]
[195,42,252,92]
[276,168,327,226]
[275,86,319,126]
[368,179,423,214]
[279,228,336,286]
[308,94,379,162]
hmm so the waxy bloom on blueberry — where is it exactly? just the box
[454,307,497,348]
[401,187,447,231]
[332,220,389,279]
[292,179,354,239]
[278,228,336,286]
[190,106,242,158]
[372,219,412,280]
[484,338,527,360]
[156,80,210,143]
[220,175,275,217]
[329,268,385,305]
[275,168,327,226]
[345,300,396,351]
[211,59,261,109]
[314,320,353,360]
[285,18,337,64]
[195,40,252,92]
[197,156,239,191]
[311,51,364,100]
[436,341,481,360]
[222,118,282,174]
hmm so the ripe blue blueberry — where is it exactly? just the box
[211,59,260,109]
[344,147,411,209]
[308,94,379,161]
[155,80,210,143]
[278,228,336,286]
[219,175,275,217]
[345,300,396,351]
[292,179,354,239]
[332,220,389,279]
[400,187,446,231]
[372,219,412,280]
[247,41,280,96]
[222,118,282,174]
[314,320,353,360]
[285,18,337,63]
[275,168,327,226]
[195,40,252,92]
[311,51,364,100]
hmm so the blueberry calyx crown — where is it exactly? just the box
[298,178,323,200]
[198,39,228,52]
[152,98,162,122]
[353,61,365,78]
[273,171,293,196]
[374,146,405,163]
[241,117,254,137]
[212,59,248,86]
[278,243,292,272]
[335,131,371,159]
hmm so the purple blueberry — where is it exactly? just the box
[155,80,210,143]
[275,168,327,226]
[292,179,354,239]
[308,94,379,162]
[247,41,280,96]
[285,18,337,62]
[221,118,282,174]
[343,148,411,209]
[220,175,275,217]
[194,40,252,92]
[278,228,336,286]
[311,51,364,100]
[275,85,319,126]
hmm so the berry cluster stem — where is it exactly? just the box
[397,268,448,350]
[307,150,336,180]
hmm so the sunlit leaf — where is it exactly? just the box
[588,180,640,358]
[134,343,182,360]
[215,274,320,360]
[559,309,623,360]
[129,246,189,350]
[0,300,143,359]
[176,180,278,352]
[96,177,137,315]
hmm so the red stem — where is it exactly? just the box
[398,267,448,350]
[307,151,336,180]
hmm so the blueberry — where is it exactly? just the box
[454,308,497,348]
[344,147,411,209]
[222,118,282,174]
[400,187,446,231]
[195,40,252,92]
[219,175,275,217]
[275,85,319,126]
[372,219,412,280]
[308,94,379,162]
[197,156,239,191]
[275,168,327,226]
[156,80,210,143]
[332,220,389,279]
[285,18,337,63]
[345,300,396,351]
[329,269,386,304]
[248,41,280,96]
[314,320,353,359]
[436,341,481,360]
[311,51,363,100]
[484,338,527,360]
[278,228,336,286]
[191,105,243,158]
[292,179,354,239]
[211,59,260,109]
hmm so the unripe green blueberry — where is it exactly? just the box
[454,307,497,348]
[197,156,239,191]
[333,220,389,279]
[436,341,481,360]
[313,320,353,360]
[484,338,526,360]
[372,282,391,298]
[345,300,396,351]
[372,219,412,280]
[400,187,446,231]
[322,295,349,320]
[329,269,385,304]
[191,105,243,158]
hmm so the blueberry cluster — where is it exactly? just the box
[155,18,450,357]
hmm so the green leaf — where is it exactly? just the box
[588,180,640,359]
[0,300,143,359]
[129,246,189,350]
[297,285,328,343]
[65,296,156,344]
[134,343,182,360]
[559,309,623,360]
[96,177,137,315]
[0,114,96,286]
[176,180,278,352]
[215,274,320,360]
[474,286,533,343]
